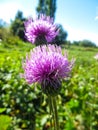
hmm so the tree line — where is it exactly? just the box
[0,0,96,47]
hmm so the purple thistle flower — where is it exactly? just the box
[24,14,59,44]
[22,44,74,95]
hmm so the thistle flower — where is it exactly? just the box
[22,44,74,96]
[94,53,98,60]
[24,14,59,45]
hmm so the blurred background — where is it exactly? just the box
[0,0,98,46]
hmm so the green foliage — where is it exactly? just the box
[4,36,23,46]
[72,40,96,47]
[0,43,98,129]
[0,115,12,130]
[54,24,68,45]
[36,0,57,20]
[10,10,26,41]
[80,40,96,47]
[0,108,12,130]
[0,21,23,47]
[0,108,6,113]
[46,0,56,19]
[0,27,9,40]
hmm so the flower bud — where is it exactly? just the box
[41,79,61,96]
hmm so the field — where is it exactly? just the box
[0,41,98,130]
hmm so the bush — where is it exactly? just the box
[80,40,96,47]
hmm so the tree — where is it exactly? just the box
[79,40,96,47]
[47,0,56,19]
[36,0,56,20]
[36,0,68,45]
[10,10,26,41]
[0,19,7,28]
[72,41,80,46]
[53,24,68,45]
[0,19,9,40]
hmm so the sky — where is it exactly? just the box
[0,0,98,46]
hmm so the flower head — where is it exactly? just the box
[22,44,74,95]
[94,53,98,60]
[24,14,59,44]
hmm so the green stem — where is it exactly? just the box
[48,96,59,130]
[48,96,53,130]
[52,97,59,130]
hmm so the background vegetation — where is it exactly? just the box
[0,38,98,130]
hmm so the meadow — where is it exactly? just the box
[0,40,98,130]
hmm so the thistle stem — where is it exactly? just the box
[48,96,53,130]
[52,97,59,130]
[48,96,59,130]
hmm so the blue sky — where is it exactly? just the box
[0,0,98,45]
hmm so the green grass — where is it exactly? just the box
[0,42,98,130]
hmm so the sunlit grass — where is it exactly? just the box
[0,42,98,129]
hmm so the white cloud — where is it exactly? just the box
[95,16,98,21]
[0,1,37,23]
[95,6,98,21]
[63,24,98,46]
[0,1,23,23]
